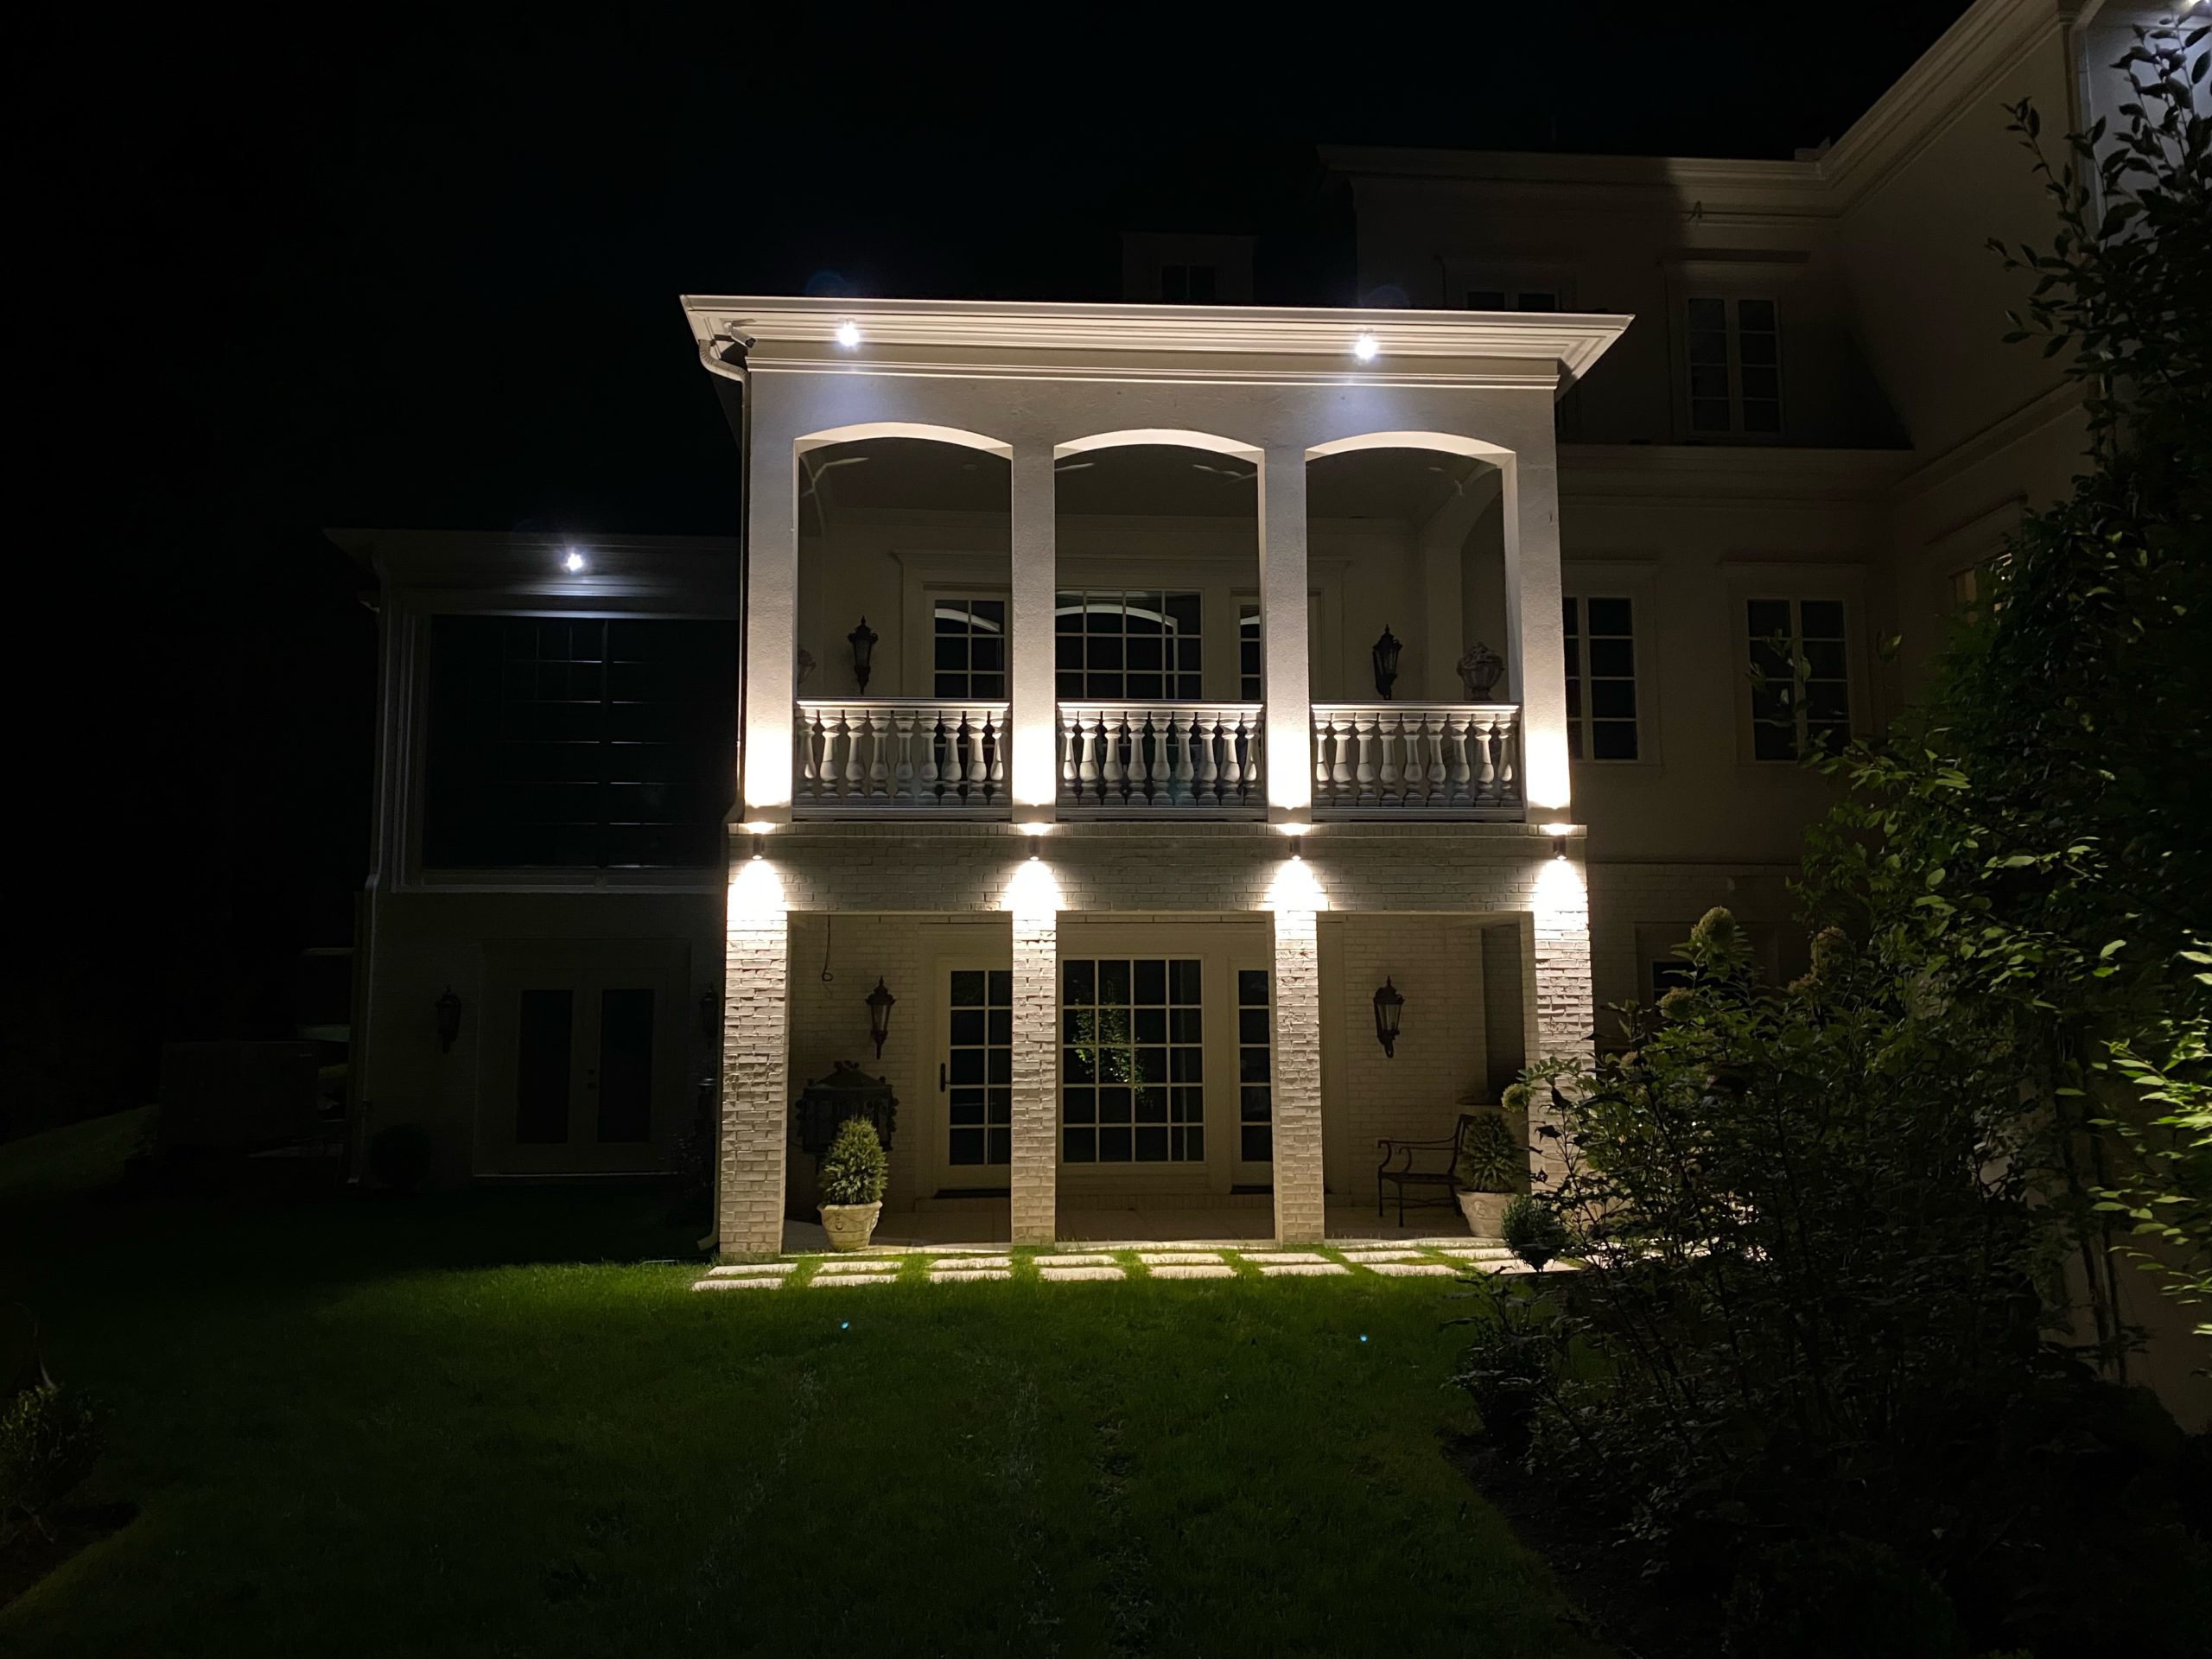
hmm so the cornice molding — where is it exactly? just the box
[680,296,1630,394]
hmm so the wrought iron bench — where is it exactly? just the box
[1376,1112,1481,1226]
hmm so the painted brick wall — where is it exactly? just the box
[1009,908,1058,1243]
[785,913,925,1211]
[718,910,790,1255]
[1332,913,1490,1157]
[1271,906,1325,1243]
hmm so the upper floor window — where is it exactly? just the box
[933,597,1007,700]
[1237,601,1262,700]
[424,616,734,868]
[1746,597,1849,760]
[1687,296,1783,435]
[1056,590,1202,701]
[1467,288,1559,312]
[1562,595,1639,760]
[1160,264,1217,303]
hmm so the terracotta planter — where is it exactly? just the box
[818,1201,882,1251]
[1456,1190,1511,1238]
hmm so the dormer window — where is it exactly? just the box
[1465,289,1559,312]
[1687,296,1783,435]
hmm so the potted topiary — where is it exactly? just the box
[1452,1109,1522,1236]
[817,1117,887,1250]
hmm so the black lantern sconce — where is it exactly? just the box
[1370,624,1402,700]
[865,976,897,1058]
[1371,977,1404,1058]
[848,616,879,693]
[698,984,721,1040]
[435,987,463,1054]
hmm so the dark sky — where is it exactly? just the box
[14,3,1973,1126]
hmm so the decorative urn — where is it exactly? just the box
[1457,640,1505,701]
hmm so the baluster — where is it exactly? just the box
[1240,711,1261,804]
[955,709,980,798]
[798,709,821,802]
[1470,711,1498,804]
[1216,712,1241,803]
[1332,714,1357,804]
[888,709,913,804]
[1497,713,1519,809]
[1100,711,1125,804]
[1351,713,1376,802]
[1169,708,1195,805]
[985,709,1004,800]
[1192,709,1218,804]
[1077,712,1101,802]
[1312,714,1330,804]
[1376,709,1401,802]
[1446,710,1474,805]
[1423,712,1447,805]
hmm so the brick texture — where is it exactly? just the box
[1271,906,1325,1243]
[719,910,791,1254]
[1008,909,1058,1243]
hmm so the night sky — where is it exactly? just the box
[14,4,1971,1132]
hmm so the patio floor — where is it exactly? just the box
[782,1200,1478,1253]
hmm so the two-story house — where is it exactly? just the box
[340,0,2181,1257]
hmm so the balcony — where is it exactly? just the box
[792,698,1524,821]
[1311,704,1522,817]
[1058,702,1264,815]
[795,699,1007,815]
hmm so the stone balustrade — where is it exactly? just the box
[1059,702,1265,814]
[795,699,1007,814]
[1310,703,1522,817]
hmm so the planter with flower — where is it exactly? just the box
[817,1117,887,1250]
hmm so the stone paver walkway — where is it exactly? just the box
[691,1243,1561,1292]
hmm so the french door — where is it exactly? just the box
[934,960,1013,1192]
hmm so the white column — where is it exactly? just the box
[743,435,799,821]
[1258,446,1312,822]
[1008,899,1058,1243]
[718,859,790,1255]
[1009,448,1058,822]
[1522,850,1593,1194]
[1270,903,1325,1243]
[1502,439,1572,819]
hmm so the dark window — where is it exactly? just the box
[933,598,1007,700]
[1062,957,1203,1164]
[425,616,734,869]
[1747,597,1850,761]
[1237,968,1272,1164]
[515,988,574,1144]
[1237,601,1262,701]
[1649,957,1697,1000]
[1056,591,1203,701]
[1562,595,1639,760]
[947,968,1014,1167]
[1161,264,1218,303]
[1466,289,1560,312]
[1686,296,1783,436]
[596,988,655,1142]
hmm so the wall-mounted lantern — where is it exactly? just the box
[848,617,879,693]
[865,976,897,1058]
[1370,625,1402,700]
[435,987,463,1054]
[699,984,721,1040]
[1372,977,1404,1058]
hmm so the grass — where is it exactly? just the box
[0,1111,1605,1658]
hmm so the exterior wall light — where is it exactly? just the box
[1372,977,1404,1058]
[835,321,862,348]
[698,984,721,1039]
[1539,821,1575,858]
[848,616,879,693]
[1027,833,1042,861]
[1370,625,1402,700]
[865,976,896,1058]
[563,548,587,574]
[435,987,463,1053]
[1352,333,1380,362]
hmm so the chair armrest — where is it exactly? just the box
[1376,1134,1459,1175]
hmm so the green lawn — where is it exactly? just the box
[0,1112,1605,1658]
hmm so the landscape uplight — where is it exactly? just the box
[1352,334,1380,362]
[563,548,587,573]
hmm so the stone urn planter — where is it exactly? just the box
[818,1200,882,1251]
[1456,1189,1512,1237]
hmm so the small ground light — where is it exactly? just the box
[563,548,586,573]
[840,1320,849,1330]
[835,321,862,348]
[1352,334,1380,362]
[1359,1334,1369,1343]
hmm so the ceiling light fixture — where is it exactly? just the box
[835,321,862,348]
[1352,334,1381,362]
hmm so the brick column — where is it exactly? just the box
[1523,853,1594,1193]
[1270,906,1325,1243]
[1008,903,1058,1243]
[718,888,790,1255]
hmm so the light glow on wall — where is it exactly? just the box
[1265,851,1326,913]
[1351,334,1381,362]
[834,321,862,349]
[1533,846,1586,923]
[728,855,788,925]
[1003,852,1062,922]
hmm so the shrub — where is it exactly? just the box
[818,1118,887,1207]
[1,1384,101,1537]
[1452,1113,1522,1194]
[1500,1194,1566,1269]
[1721,1535,1967,1659]
[1450,1282,1567,1455]
[367,1122,433,1192]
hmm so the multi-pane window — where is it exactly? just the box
[1237,969,1273,1164]
[1056,591,1203,701]
[1561,596,1639,761]
[1061,958,1204,1164]
[425,617,734,868]
[1686,297,1783,435]
[932,598,1007,700]
[1746,598,1850,760]
[947,969,1013,1167]
[1466,289,1560,312]
[1160,264,1217,302]
[1237,601,1262,700]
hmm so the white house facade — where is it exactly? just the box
[342,2,2194,1269]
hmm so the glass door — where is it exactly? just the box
[1232,964,1274,1186]
[941,964,1013,1185]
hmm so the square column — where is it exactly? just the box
[1008,898,1058,1243]
[1009,448,1058,822]
[1521,853,1594,1193]
[1502,442,1572,819]
[718,868,790,1255]
[743,437,799,821]
[1258,447,1312,822]
[1270,905,1325,1243]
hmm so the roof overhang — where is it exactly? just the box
[680,295,1630,398]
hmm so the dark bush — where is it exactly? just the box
[1499,1194,1565,1269]
[1,1384,101,1537]
[1721,1535,1967,1659]
[366,1122,433,1193]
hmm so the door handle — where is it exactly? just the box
[938,1062,947,1093]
